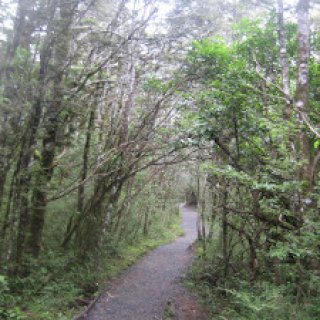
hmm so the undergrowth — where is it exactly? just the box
[187,242,320,320]
[163,301,176,320]
[0,209,183,320]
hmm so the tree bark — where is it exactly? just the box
[78,108,95,214]
[277,0,292,119]
[0,0,35,210]
[222,187,229,278]
[27,0,74,257]
[295,0,312,184]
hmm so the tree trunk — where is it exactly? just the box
[27,0,74,257]
[78,108,95,214]
[5,77,48,270]
[296,0,311,184]
[248,238,258,282]
[277,0,292,119]
[0,167,7,211]
[222,187,229,278]
[0,0,36,210]
[75,181,123,259]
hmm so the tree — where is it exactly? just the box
[179,0,320,316]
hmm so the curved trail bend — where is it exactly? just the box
[79,205,204,320]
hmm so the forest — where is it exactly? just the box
[0,0,320,319]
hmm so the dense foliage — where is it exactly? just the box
[179,2,320,319]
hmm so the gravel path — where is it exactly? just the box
[78,205,201,320]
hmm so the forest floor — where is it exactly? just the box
[76,205,208,320]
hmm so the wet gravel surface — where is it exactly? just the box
[167,285,208,320]
[78,205,198,320]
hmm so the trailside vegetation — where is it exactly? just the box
[179,0,320,319]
